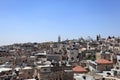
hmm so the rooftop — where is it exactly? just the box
[95,59,113,64]
[72,66,87,73]
[0,67,12,73]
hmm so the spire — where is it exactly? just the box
[96,34,101,41]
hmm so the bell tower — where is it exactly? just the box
[58,35,61,43]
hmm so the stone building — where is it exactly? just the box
[89,59,113,73]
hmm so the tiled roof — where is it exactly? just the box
[72,66,87,73]
[95,59,113,64]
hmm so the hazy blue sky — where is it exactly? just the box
[0,0,120,45]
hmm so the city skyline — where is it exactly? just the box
[0,0,120,46]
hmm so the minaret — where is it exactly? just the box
[58,35,61,43]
